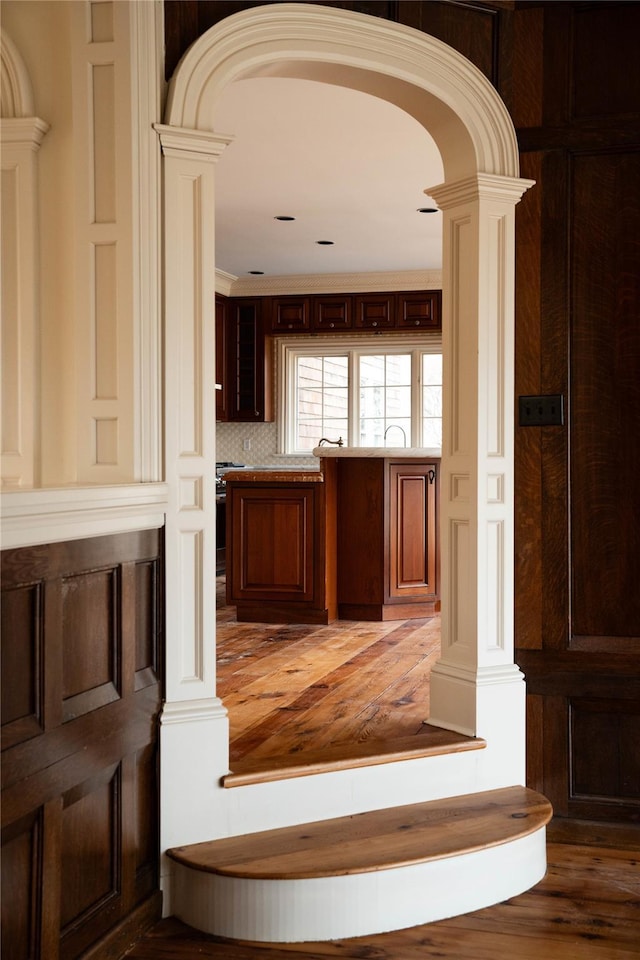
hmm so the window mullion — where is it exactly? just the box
[412,349,421,447]
[348,350,358,446]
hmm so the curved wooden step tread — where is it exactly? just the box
[168,785,552,881]
[222,723,486,788]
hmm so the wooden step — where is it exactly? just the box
[222,723,485,787]
[168,786,553,942]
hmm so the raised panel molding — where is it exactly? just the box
[484,519,504,652]
[485,213,507,459]
[71,1,134,484]
[1,529,163,957]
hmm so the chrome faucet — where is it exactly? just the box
[383,424,407,447]
[318,436,344,446]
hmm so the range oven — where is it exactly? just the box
[215,462,245,574]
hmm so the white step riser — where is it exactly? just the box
[221,748,492,838]
[171,827,547,942]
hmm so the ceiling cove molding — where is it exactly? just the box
[164,3,520,182]
[216,269,443,298]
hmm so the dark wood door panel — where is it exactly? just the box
[1,685,161,828]
[1,581,44,749]
[570,149,640,641]
[570,698,640,819]
[1,808,42,960]
[1,530,163,959]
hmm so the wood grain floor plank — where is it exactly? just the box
[216,576,441,764]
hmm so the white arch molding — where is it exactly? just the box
[156,2,534,864]
[1,31,49,488]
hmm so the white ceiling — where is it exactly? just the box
[213,77,444,281]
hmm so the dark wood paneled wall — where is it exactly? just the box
[165,0,640,838]
[1,530,164,959]
[511,1,640,836]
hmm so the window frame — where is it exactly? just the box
[277,333,442,455]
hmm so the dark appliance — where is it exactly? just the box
[215,462,245,574]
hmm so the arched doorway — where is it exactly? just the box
[156,2,533,859]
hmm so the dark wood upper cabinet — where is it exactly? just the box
[396,291,441,329]
[353,293,396,330]
[226,299,273,423]
[270,296,311,333]
[312,294,353,331]
[247,289,442,342]
[215,295,228,422]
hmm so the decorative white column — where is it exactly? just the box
[155,125,234,864]
[428,174,534,784]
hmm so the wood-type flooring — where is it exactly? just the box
[124,841,640,959]
[215,576,441,766]
[122,582,640,959]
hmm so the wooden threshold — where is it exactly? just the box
[221,722,485,788]
[168,785,551,880]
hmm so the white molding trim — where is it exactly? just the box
[0,31,35,118]
[1,114,50,489]
[0,482,168,549]
[165,3,519,180]
[160,698,228,726]
[0,116,49,146]
[154,123,234,162]
[218,268,443,298]
[131,0,165,481]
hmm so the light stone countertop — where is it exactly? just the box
[312,447,441,459]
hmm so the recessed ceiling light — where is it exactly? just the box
[274,215,296,221]
[316,240,334,245]
[417,207,438,213]
[248,270,264,275]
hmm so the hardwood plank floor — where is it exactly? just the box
[216,577,441,766]
[123,842,640,959]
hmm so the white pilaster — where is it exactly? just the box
[428,175,534,780]
[155,124,234,872]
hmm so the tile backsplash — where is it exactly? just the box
[215,421,318,468]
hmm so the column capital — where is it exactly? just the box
[154,123,234,163]
[428,173,535,210]
[0,116,49,151]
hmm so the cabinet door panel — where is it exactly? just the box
[215,296,228,421]
[312,295,352,330]
[228,300,273,421]
[271,297,311,333]
[389,463,437,600]
[353,293,395,329]
[396,291,441,329]
[230,487,315,602]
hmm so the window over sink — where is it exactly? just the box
[278,335,442,454]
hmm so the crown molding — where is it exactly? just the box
[216,269,442,298]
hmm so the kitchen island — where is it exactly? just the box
[315,448,441,621]
[224,461,337,624]
[224,449,440,623]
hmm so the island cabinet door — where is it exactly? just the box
[388,462,438,601]
[228,486,315,603]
